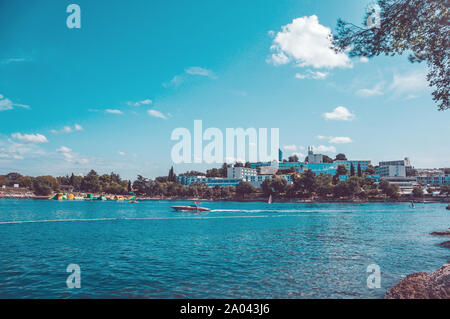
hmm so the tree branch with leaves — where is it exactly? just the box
[333,0,449,111]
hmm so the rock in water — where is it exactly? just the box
[430,230,450,236]
[439,241,450,249]
[386,264,450,299]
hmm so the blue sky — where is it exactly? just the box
[0,0,448,179]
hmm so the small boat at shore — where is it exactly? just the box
[171,204,210,212]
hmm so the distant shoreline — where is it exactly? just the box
[1,195,448,204]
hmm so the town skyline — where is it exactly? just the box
[1,0,449,180]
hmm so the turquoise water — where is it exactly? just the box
[0,199,448,298]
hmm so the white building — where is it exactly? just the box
[376,165,406,177]
[227,166,257,179]
[379,158,413,176]
[244,174,293,189]
[259,165,278,175]
[306,146,323,163]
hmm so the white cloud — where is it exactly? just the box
[105,109,123,114]
[389,70,428,98]
[163,75,184,88]
[56,146,89,164]
[317,135,352,144]
[292,152,306,159]
[118,151,126,156]
[356,82,384,97]
[148,109,168,119]
[11,133,48,144]
[323,106,355,121]
[269,15,352,69]
[329,136,353,144]
[57,146,72,153]
[360,56,369,63]
[128,99,152,106]
[0,98,14,111]
[313,145,337,153]
[51,124,83,134]
[185,67,217,79]
[282,144,297,151]
[0,94,30,111]
[0,137,47,161]
[295,70,329,80]
[164,67,217,88]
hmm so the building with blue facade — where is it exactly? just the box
[334,160,371,173]
[177,176,243,187]
[339,175,380,182]
[416,174,450,186]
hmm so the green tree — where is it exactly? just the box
[167,182,181,196]
[168,166,177,182]
[206,168,222,177]
[323,155,334,163]
[316,173,333,198]
[345,176,363,198]
[350,163,355,176]
[81,170,100,193]
[220,186,233,198]
[285,184,297,199]
[412,185,424,198]
[294,170,317,197]
[288,155,299,162]
[364,165,376,175]
[179,170,206,177]
[439,185,450,196]
[379,179,400,199]
[110,172,122,185]
[19,176,33,189]
[220,163,228,177]
[333,0,449,111]
[261,176,287,198]
[32,180,52,196]
[336,164,348,176]
[99,174,111,191]
[235,181,255,199]
[333,182,348,198]
[35,176,59,190]
[357,164,362,177]
[335,153,347,161]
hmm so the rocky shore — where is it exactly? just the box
[385,264,450,299]
[386,227,450,299]
[430,229,450,236]
[439,241,450,249]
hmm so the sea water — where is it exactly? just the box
[0,199,448,298]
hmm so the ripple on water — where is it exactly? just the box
[0,200,448,298]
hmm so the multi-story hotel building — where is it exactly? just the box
[334,160,371,173]
[416,174,450,186]
[376,165,406,177]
